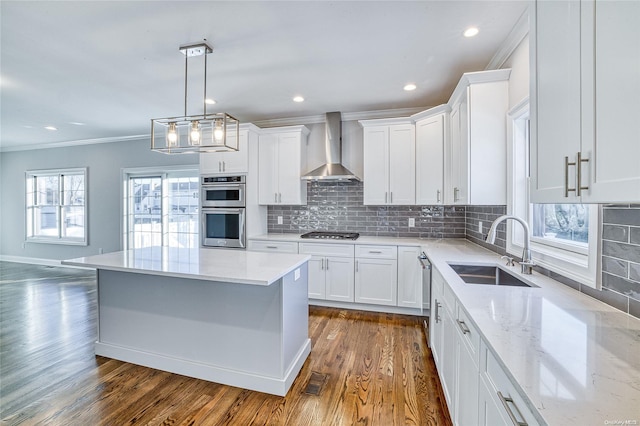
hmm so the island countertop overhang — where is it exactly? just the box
[62,247,311,286]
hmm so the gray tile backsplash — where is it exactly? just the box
[267,181,466,238]
[601,205,640,308]
[267,184,640,318]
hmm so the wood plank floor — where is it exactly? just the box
[0,261,452,426]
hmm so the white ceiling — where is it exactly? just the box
[0,1,528,151]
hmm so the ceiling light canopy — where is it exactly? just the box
[151,40,239,154]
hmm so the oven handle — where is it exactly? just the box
[201,207,245,214]
[201,184,244,190]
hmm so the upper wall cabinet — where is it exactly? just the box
[446,69,510,205]
[200,124,260,175]
[531,0,640,203]
[360,119,416,205]
[413,106,449,205]
[258,125,309,205]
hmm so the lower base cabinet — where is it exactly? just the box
[355,245,398,306]
[308,256,355,301]
[431,265,541,426]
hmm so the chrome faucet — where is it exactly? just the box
[485,215,535,274]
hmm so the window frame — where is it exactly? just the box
[25,167,88,245]
[506,98,600,289]
[121,166,199,251]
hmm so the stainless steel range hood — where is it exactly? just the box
[302,112,361,181]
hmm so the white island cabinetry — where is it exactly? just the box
[63,247,311,397]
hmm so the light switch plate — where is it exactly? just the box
[277,216,283,225]
[408,218,415,228]
[478,221,483,233]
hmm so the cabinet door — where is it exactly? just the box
[397,246,421,308]
[307,256,326,300]
[363,126,390,205]
[478,376,510,426]
[388,124,416,205]
[416,114,445,205]
[530,0,582,203]
[455,330,479,426]
[354,258,397,306]
[430,276,444,367]
[219,130,249,173]
[440,303,456,412]
[584,0,640,202]
[325,256,355,302]
[448,103,463,204]
[258,133,279,205]
[277,132,306,205]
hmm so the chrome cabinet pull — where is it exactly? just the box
[369,250,382,254]
[326,258,329,270]
[497,391,528,426]
[456,319,470,334]
[437,189,441,203]
[222,161,226,172]
[218,161,222,172]
[274,193,278,203]
[390,192,393,203]
[278,193,282,203]
[266,245,278,249]
[576,152,589,196]
[321,258,324,270]
[355,260,359,272]
[434,300,441,324]
[385,192,388,203]
[453,187,459,202]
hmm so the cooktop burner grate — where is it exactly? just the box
[300,231,360,240]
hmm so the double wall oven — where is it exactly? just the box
[201,175,246,248]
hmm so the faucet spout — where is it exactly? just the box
[485,215,534,274]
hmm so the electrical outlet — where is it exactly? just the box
[478,221,483,233]
[277,216,283,225]
[408,218,415,228]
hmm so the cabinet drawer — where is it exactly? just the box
[442,279,456,314]
[355,245,398,259]
[247,240,299,253]
[456,305,480,366]
[299,243,354,257]
[481,342,541,426]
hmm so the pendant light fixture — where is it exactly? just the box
[151,40,239,154]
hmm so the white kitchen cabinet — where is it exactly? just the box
[414,107,447,205]
[200,126,257,174]
[354,245,398,306]
[360,120,415,205]
[478,375,511,426]
[530,0,640,203]
[397,246,422,309]
[299,243,354,302]
[258,126,309,205]
[446,70,509,205]
[453,306,479,426]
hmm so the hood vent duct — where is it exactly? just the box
[302,112,361,181]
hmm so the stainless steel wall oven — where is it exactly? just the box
[201,175,246,248]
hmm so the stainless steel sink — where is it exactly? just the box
[449,264,536,287]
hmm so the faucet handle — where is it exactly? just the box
[500,255,515,267]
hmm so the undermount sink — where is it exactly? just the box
[449,264,536,288]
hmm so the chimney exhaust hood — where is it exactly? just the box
[302,112,361,181]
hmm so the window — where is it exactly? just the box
[507,100,599,288]
[26,168,87,245]
[123,168,199,250]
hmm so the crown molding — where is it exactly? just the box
[253,107,430,128]
[485,7,529,70]
[1,134,149,153]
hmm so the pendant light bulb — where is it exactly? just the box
[189,121,201,145]
[214,120,224,143]
[166,122,178,146]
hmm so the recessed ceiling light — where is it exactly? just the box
[464,27,479,37]
[404,83,417,91]
[205,98,216,105]
[44,126,58,131]
[293,96,304,103]
[69,122,85,126]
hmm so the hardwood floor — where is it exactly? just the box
[0,261,452,426]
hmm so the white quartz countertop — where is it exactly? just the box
[420,239,640,425]
[62,247,311,286]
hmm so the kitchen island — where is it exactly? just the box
[63,247,311,396]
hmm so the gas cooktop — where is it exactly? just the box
[300,231,360,240]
